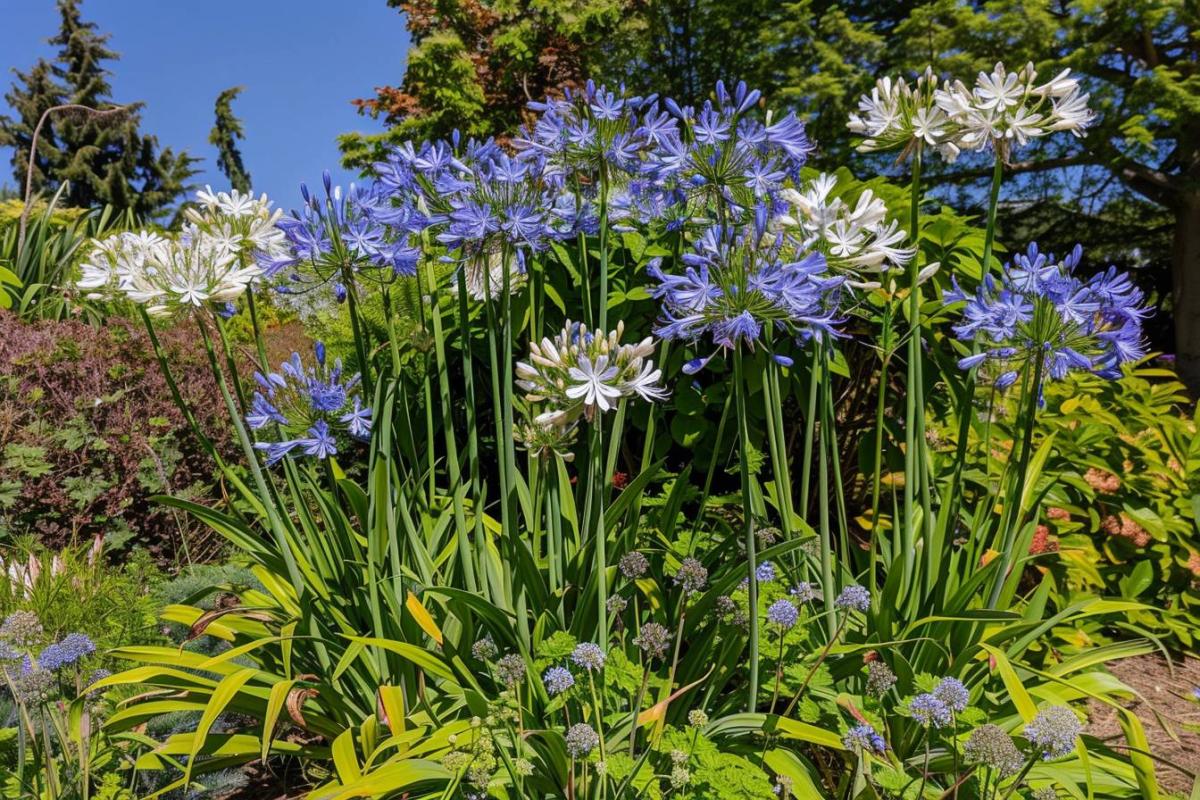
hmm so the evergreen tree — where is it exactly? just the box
[209,86,251,192]
[0,0,197,218]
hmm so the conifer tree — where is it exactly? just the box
[209,86,251,192]
[0,0,197,217]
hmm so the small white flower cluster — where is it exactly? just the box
[780,173,916,287]
[849,62,1093,162]
[517,321,668,432]
[184,186,288,265]
[77,187,285,316]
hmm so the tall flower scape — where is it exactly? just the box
[70,66,1167,800]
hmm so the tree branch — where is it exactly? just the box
[19,102,130,243]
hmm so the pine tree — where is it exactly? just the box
[209,86,251,192]
[0,0,198,218]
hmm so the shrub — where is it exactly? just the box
[0,314,233,562]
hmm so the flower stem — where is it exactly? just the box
[733,347,759,710]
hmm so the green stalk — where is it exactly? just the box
[598,162,611,333]
[939,155,1005,556]
[901,145,923,600]
[817,357,836,639]
[987,350,1044,609]
[200,315,305,594]
[867,348,891,594]
[799,344,820,520]
[732,347,759,709]
[591,418,610,643]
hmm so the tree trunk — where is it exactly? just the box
[1172,192,1200,395]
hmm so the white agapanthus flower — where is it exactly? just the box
[849,63,1094,164]
[185,186,288,266]
[933,63,1094,159]
[517,320,668,427]
[779,173,918,288]
[77,226,260,316]
[847,67,962,162]
[77,187,291,316]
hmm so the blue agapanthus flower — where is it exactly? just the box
[378,137,555,278]
[639,80,814,226]
[948,243,1148,391]
[247,343,371,466]
[649,221,842,372]
[516,80,660,191]
[269,172,422,299]
[38,633,95,671]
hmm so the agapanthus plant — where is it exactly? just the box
[270,172,419,300]
[848,67,961,161]
[950,242,1148,390]
[640,80,814,227]
[516,320,668,427]
[247,342,372,465]
[780,173,917,288]
[649,219,842,372]
[184,186,289,267]
[934,62,1094,160]
[77,227,261,316]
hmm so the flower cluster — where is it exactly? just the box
[1024,705,1084,760]
[246,343,372,465]
[934,63,1094,159]
[517,320,667,428]
[780,174,916,288]
[842,723,887,754]
[649,222,842,372]
[78,225,261,316]
[949,243,1148,390]
[849,62,1093,162]
[270,173,420,300]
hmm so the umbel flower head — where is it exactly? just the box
[909,692,952,728]
[247,342,372,466]
[185,186,288,267]
[949,243,1148,391]
[964,724,1024,777]
[934,62,1094,161]
[639,80,814,228]
[780,173,918,288]
[649,219,842,373]
[271,174,421,301]
[848,67,962,162]
[517,320,668,426]
[1024,705,1083,760]
[37,633,95,671]
[78,226,262,316]
[842,723,887,754]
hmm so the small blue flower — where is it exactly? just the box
[909,693,952,728]
[543,666,575,696]
[571,642,606,671]
[755,561,776,583]
[842,723,887,754]
[834,585,871,612]
[1024,705,1083,760]
[300,421,337,459]
[766,599,799,630]
[934,677,970,713]
[37,633,95,671]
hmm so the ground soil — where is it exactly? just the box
[1087,653,1200,797]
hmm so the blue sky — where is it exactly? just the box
[0,0,408,203]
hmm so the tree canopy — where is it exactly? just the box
[348,0,1199,388]
[209,85,251,193]
[0,0,197,219]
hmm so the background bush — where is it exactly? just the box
[0,314,233,562]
